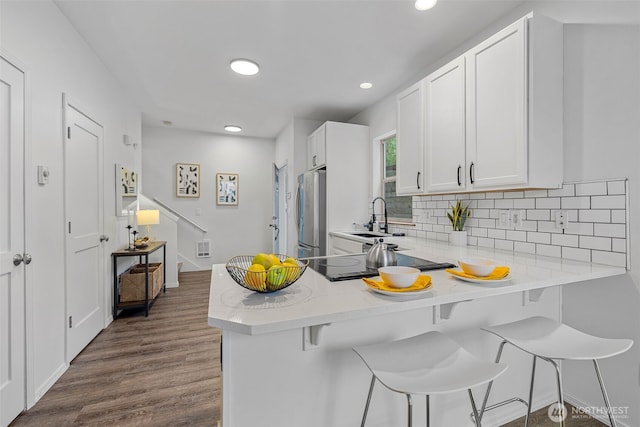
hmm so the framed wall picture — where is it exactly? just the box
[176,163,200,198]
[121,165,137,196]
[216,173,238,206]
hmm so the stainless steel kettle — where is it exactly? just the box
[366,238,397,269]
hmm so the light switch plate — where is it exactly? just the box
[37,165,50,185]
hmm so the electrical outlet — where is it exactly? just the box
[555,210,568,230]
[498,210,510,228]
[511,210,524,228]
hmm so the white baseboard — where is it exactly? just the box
[33,362,68,405]
[165,281,179,289]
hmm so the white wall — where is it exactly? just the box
[349,4,640,426]
[141,126,275,266]
[561,24,640,424]
[1,0,141,406]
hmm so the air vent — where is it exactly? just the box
[196,239,211,258]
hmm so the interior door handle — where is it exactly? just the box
[24,253,32,265]
[100,235,109,242]
[13,254,23,266]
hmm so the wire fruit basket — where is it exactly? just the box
[226,254,308,293]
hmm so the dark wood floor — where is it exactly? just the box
[11,270,605,427]
[11,270,220,427]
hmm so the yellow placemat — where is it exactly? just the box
[362,274,432,292]
[446,266,510,280]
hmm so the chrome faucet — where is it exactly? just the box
[370,197,388,234]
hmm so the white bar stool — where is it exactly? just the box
[353,331,508,427]
[480,316,633,427]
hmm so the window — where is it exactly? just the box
[381,135,412,221]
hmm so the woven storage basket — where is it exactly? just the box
[120,262,164,302]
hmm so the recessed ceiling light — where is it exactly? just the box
[415,0,437,11]
[360,82,373,89]
[162,120,172,126]
[230,59,260,76]
[224,125,242,132]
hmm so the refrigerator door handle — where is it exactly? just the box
[298,241,317,249]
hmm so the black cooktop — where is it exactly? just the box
[308,253,456,282]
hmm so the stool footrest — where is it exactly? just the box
[470,397,528,424]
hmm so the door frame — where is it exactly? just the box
[272,161,288,255]
[62,93,106,363]
[0,49,35,411]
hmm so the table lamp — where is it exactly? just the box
[136,209,160,240]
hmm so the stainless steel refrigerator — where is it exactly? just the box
[296,170,326,258]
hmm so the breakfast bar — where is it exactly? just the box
[208,242,625,427]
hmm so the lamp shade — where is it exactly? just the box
[137,209,160,226]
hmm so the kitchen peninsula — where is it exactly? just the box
[208,241,625,427]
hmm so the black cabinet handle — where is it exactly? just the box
[470,162,475,184]
[417,171,421,190]
[457,165,462,186]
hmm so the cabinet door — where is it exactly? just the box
[425,56,466,193]
[396,80,425,195]
[466,17,527,189]
[307,124,326,169]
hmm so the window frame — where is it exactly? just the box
[377,132,412,223]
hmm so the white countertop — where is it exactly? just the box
[208,238,626,335]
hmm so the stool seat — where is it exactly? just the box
[480,316,633,427]
[353,331,507,427]
[482,316,633,361]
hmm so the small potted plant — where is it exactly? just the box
[447,200,471,246]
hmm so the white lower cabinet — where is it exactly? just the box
[419,13,563,195]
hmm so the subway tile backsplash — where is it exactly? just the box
[388,179,629,268]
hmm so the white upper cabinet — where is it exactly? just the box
[401,13,563,196]
[307,123,326,170]
[425,56,466,193]
[396,79,425,195]
[465,17,527,189]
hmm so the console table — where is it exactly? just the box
[112,240,166,319]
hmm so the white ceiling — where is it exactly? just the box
[53,0,638,139]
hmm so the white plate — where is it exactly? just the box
[447,269,512,284]
[368,285,433,298]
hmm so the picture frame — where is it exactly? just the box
[121,165,137,197]
[216,173,239,206]
[176,163,200,198]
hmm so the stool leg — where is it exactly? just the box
[593,359,617,427]
[479,340,507,420]
[426,395,430,427]
[524,355,537,427]
[468,389,482,427]
[547,359,566,427]
[406,394,413,427]
[361,375,376,427]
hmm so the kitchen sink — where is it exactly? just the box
[350,232,386,238]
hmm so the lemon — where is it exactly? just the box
[282,258,300,282]
[244,263,266,291]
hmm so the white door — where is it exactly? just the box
[396,79,425,195]
[466,17,527,189]
[64,99,104,361]
[425,56,466,193]
[0,56,26,426]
